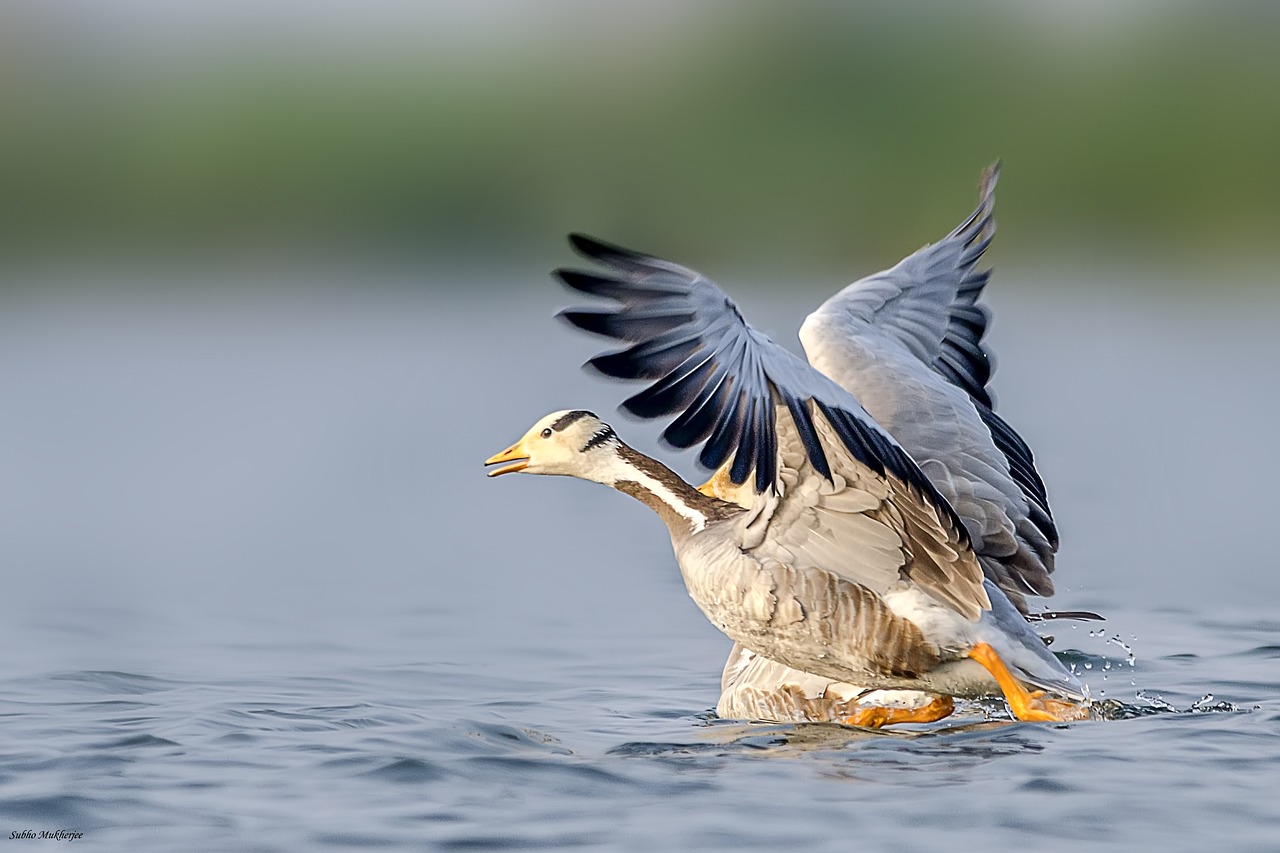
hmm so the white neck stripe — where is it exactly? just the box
[616,467,707,533]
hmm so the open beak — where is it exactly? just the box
[484,442,530,477]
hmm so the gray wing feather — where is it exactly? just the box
[808,162,998,370]
[799,163,1058,607]
[747,406,989,620]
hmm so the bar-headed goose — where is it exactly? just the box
[486,170,1090,724]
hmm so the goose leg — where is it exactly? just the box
[968,642,1090,722]
[844,692,954,729]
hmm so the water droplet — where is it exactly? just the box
[1102,633,1137,668]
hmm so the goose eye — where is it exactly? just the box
[540,428,553,439]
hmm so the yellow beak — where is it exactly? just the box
[484,442,530,477]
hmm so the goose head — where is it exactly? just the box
[485,409,621,482]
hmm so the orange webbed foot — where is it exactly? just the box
[843,693,955,729]
[968,642,1091,723]
[1014,690,1092,722]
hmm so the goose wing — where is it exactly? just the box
[798,163,1057,605]
[805,162,1002,398]
[557,235,989,620]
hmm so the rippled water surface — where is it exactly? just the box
[1,275,1278,850]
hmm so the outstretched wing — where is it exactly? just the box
[799,163,1058,606]
[557,234,989,619]
[557,233,936,500]
[813,162,1001,376]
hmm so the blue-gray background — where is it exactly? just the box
[1,2,1278,850]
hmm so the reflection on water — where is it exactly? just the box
[623,715,1033,757]
[0,274,1278,849]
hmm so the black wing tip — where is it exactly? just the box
[553,267,596,292]
[557,308,620,339]
[568,232,606,253]
[1025,609,1105,623]
[568,232,647,264]
[580,354,614,378]
[783,396,832,482]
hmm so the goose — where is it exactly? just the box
[486,165,1091,725]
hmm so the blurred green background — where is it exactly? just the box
[1,0,1278,280]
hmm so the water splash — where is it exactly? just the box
[1106,633,1138,668]
[1136,690,1177,712]
[1190,694,1242,714]
[1093,689,1248,720]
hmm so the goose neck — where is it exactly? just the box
[605,444,738,535]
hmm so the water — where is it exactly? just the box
[1,272,1279,850]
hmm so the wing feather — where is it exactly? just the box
[746,404,989,619]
